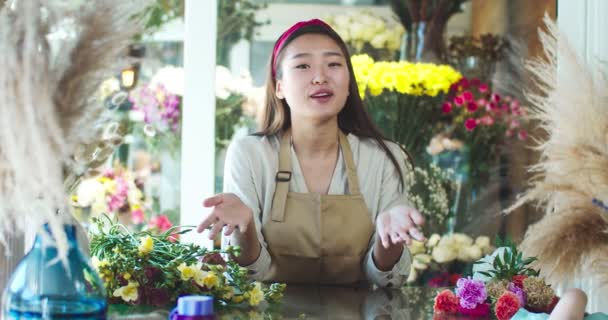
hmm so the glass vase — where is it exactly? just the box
[1,224,106,319]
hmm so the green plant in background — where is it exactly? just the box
[405,163,456,235]
[217,0,269,67]
[350,54,462,162]
[134,0,185,40]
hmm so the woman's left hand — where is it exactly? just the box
[376,205,425,248]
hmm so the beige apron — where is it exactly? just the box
[261,130,375,284]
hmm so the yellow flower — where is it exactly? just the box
[178,263,199,281]
[138,236,154,255]
[195,271,220,289]
[222,287,234,300]
[232,295,244,304]
[123,272,131,280]
[113,281,139,302]
[247,282,264,306]
[91,256,109,270]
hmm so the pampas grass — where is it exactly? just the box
[0,0,143,259]
[506,15,608,285]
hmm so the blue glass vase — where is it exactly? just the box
[1,224,107,319]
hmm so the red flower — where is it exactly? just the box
[434,290,460,314]
[491,93,501,103]
[459,78,470,88]
[463,91,474,101]
[511,275,527,289]
[459,303,490,317]
[448,273,462,286]
[466,101,478,112]
[478,83,489,93]
[454,96,465,106]
[495,291,521,320]
[442,102,453,113]
[465,118,477,131]
[470,78,481,87]
[149,214,173,232]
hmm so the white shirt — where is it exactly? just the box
[221,133,412,287]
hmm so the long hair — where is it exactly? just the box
[257,24,413,190]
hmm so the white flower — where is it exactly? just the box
[459,244,483,262]
[408,240,425,255]
[475,236,493,254]
[370,33,388,49]
[333,14,351,28]
[406,265,418,283]
[150,66,184,96]
[432,245,457,263]
[451,233,474,246]
[427,234,441,248]
[76,179,104,207]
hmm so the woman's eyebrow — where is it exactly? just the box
[288,51,343,60]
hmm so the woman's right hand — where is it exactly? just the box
[197,193,253,240]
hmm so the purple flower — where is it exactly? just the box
[455,277,488,309]
[508,282,527,306]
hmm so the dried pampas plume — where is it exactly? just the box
[506,15,608,285]
[0,0,143,258]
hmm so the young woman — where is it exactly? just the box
[198,19,425,287]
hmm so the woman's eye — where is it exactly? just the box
[295,64,309,69]
[329,62,342,67]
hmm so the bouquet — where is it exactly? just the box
[405,163,456,235]
[433,240,559,319]
[215,66,260,150]
[89,216,286,307]
[431,77,528,188]
[324,10,404,61]
[129,66,183,156]
[351,54,462,160]
[72,163,144,225]
[407,233,494,286]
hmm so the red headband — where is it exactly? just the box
[271,19,333,79]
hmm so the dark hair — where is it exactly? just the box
[257,24,413,190]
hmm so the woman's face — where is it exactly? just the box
[275,33,350,123]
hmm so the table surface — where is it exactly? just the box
[108,285,441,320]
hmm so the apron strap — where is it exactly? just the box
[270,130,292,222]
[338,131,361,195]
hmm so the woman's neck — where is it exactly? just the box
[290,120,339,158]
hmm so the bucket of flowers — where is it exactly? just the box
[432,239,559,319]
[89,216,286,309]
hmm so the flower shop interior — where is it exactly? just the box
[1,0,607,319]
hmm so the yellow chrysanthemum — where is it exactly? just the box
[247,282,264,306]
[138,236,154,255]
[351,55,462,98]
[113,281,139,302]
[123,272,131,280]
